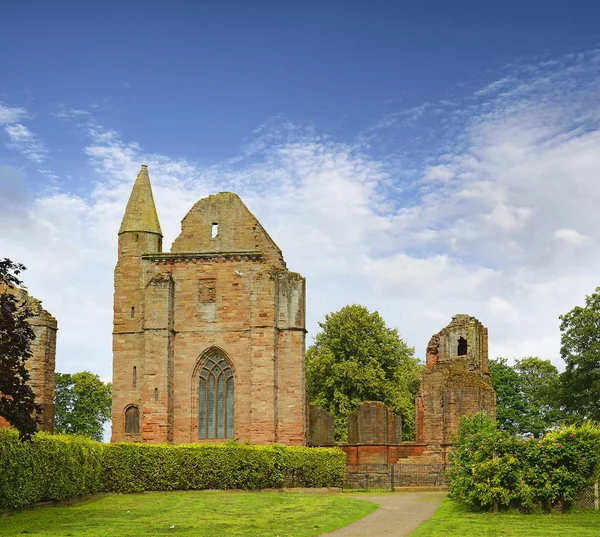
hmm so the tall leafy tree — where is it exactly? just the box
[490,356,560,437]
[54,371,112,441]
[514,356,560,437]
[0,258,40,439]
[306,304,421,440]
[559,287,600,422]
[489,357,526,435]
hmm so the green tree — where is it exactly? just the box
[54,371,112,441]
[0,258,40,439]
[490,356,560,437]
[306,304,421,440]
[559,287,600,422]
[489,357,526,435]
[514,356,560,437]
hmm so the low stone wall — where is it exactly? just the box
[342,442,429,465]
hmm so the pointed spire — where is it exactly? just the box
[119,165,163,235]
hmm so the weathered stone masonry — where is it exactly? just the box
[112,165,307,445]
[415,314,496,453]
[0,289,57,432]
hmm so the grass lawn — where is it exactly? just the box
[0,491,377,537]
[411,498,600,536]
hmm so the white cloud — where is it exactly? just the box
[0,103,27,125]
[4,48,600,384]
[553,228,591,246]
[5,123,48,164]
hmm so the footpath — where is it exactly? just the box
[322,491,447,537]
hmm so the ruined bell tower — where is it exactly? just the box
[415,314,496,452]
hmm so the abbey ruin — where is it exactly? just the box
[111,164,496,464]
[112,165,306,444]
[2,164,496,468]
[311,314,497,466]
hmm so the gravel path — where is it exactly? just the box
[322,491,447,537]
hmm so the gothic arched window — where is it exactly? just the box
[125,405,140,434]
[198,354,234,439]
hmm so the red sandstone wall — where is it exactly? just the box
[343,443,429,465]
[113,241,306,445]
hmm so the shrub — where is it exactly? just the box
[103,442,286,492]
[102,442,345,493]
[1,432,346,511]
[0,429,103,511]
[283,446,346,487]
[447,413,600,512]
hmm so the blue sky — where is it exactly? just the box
[2,1,600,389]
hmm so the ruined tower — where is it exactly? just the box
[0,288,57,432]
[415,314,496,451]
[26,293,58,432]
[112,165,306,445]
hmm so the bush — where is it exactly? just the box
[103,442,285,492]
[0,429,103,510]
[102,442,346,492]
[283,446,346,487]
[447,413,600,512]
[0,431,346,511]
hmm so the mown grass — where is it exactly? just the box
[411,498,600,536]
[0,491,377,537]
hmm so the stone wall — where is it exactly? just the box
[0,288,57,432]
[308,405,335,446]
[348,401,402,445]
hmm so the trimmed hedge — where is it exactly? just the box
[0,433,346,510]
[103,443,346,492]
[0,429,103,510]
[283,446,346,488]
[103,443,286,492]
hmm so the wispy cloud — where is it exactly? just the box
[0,103,27,125]
[5,123,48,164]
[3,47,600,381]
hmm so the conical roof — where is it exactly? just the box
[119,165,162,235]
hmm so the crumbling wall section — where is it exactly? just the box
[0,288,57,432]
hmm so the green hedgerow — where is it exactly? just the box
[0,429,103,510]
[0,431,346,511]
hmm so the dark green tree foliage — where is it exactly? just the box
[490,357,560,437]
[559,287,600,422]
[489,357,526,435]
[0,258,39,439]
[306,304,421,440]
[54,371,112,441]
[515,356,561,437]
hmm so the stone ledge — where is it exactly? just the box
[142,251,264,263]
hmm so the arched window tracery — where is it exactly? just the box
[198,354,234,439]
